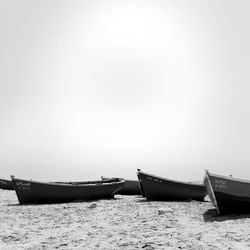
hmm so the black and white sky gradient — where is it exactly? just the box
[1,1,250,181]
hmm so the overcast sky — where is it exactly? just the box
[0,0,250,181]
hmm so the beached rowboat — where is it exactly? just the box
[137,169,207,201]
[11,176,125,204]
[101,177,141,195]
[204,170,250,215]
[0,178,14,190]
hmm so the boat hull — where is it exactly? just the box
[137,170,207,201]
[101,177,141,195]
[118,179,141,195]
[204,171,250,215]
[11,177,125,205]
[0,179,14,190]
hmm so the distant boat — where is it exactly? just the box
[101,177,141,195]
[11,176,125,205]
[137,169,207,201]
[204,170,250,215]
[0,178,14,190]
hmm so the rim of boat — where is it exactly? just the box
[137,170,204,187]
[10,176,125,187]
[207,171,250,184]
[101,177,138,182]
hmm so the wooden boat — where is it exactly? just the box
[137,169,207,201]
[0,178,14,190]
[101,177,141,195]
[204,170,250,215]
[11,175,125,205]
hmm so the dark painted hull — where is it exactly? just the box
[119,179,141,195]
[0,179,14,190]
[11,176,125,205]
[137,170,207,201]
[204,170,250,215]
[101,177,141,195]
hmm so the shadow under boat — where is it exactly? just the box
[203,208,250,222]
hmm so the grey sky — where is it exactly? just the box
[0,1,250,181]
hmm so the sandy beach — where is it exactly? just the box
[0,190,250,250]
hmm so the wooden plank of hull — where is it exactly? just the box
[137,170,207,201]
[0,179,14,190]
[204,171,250,215]
[11,177,125,205]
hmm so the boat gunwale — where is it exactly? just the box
[137,170,205,187]
[101,177,138,183]
[11,177,125,187]
[207,171,250,185]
